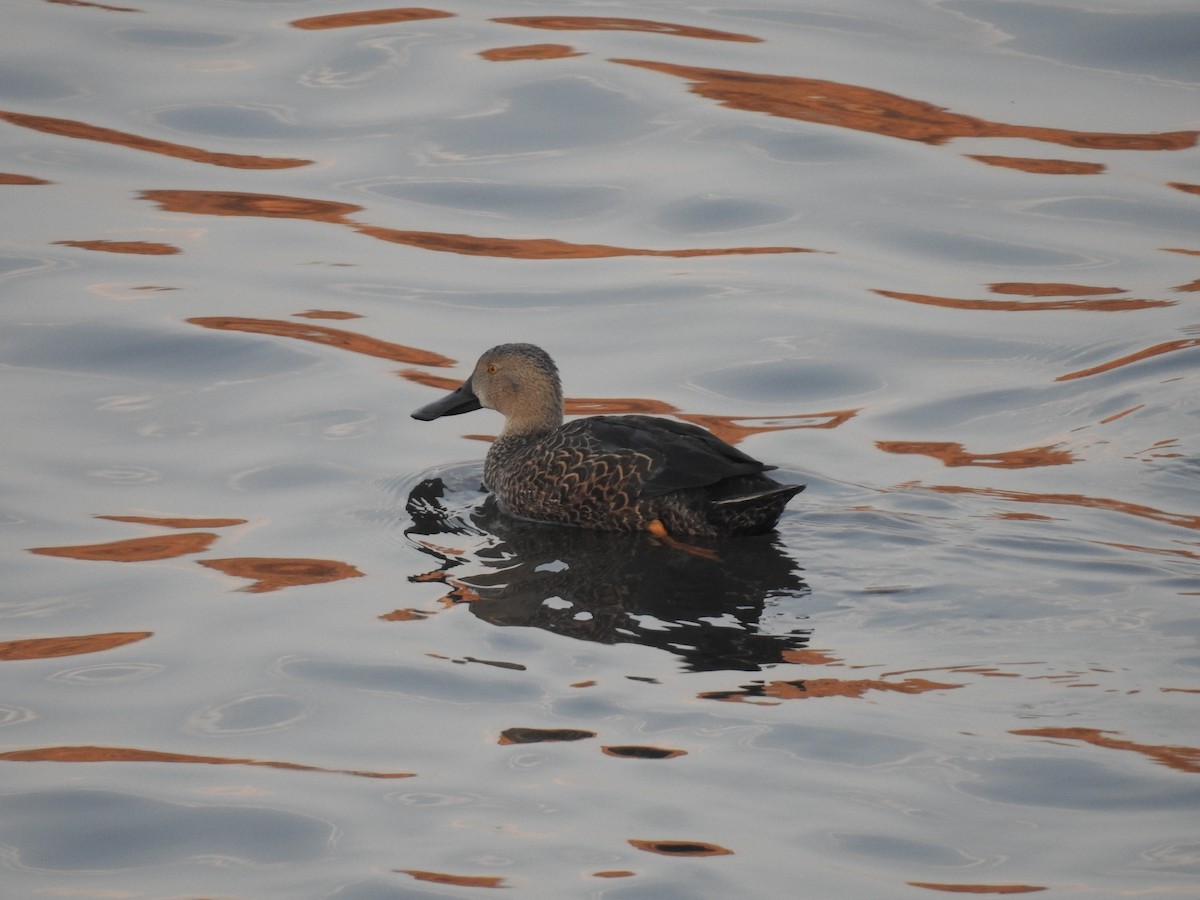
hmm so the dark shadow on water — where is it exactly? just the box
[404,473,811,672]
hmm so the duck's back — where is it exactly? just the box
[484,414,803,536]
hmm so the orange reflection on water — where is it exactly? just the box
[908,883,1047,895]
[198,557,364,593]
[924,485,1200,531]
[29,532,218,561]
[499,727,596,745]
[1055,337,1200,381]
[294,309,364,319]
[990,282,1125,297]
[1098,541,1199,561]
[290,7,453,29]
[782,648,842,665]
[188,317,456,366]
[399,871,505,889]
[46,0,139,9]
[1011,727,1200,774]
[480,43,582,62]
[701,676,963,703]
[97,514,246,528]
[603,745,687,760]
[874,289,1172,312]
[682,409,858,445]
[610,60,1198,151]
[628,839,733,857]
[142,189,357,222]
[876,441,1075,469]
[140,189,811,259]
[354,222,808,259]
[55,239,181,255]
[967,155,1104,175]
[0,745,412,778]
[0,172,52,184]
[494,15,761,43]
[380,608,434,621]
[0,111,311,169]
[0,632,152,660]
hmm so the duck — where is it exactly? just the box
[411,343,804,537]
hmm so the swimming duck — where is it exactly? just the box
[411,343,804,537]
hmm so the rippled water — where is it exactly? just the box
[3,1,1199,897]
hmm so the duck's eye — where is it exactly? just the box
[487,364,498,374]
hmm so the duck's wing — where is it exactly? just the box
[577,415,775,497]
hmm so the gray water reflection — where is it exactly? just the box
[0,789,333,870]
[403,470,811,672]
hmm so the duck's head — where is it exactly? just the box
[411,343,564,434]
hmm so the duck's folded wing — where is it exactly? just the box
[577,415,774,497]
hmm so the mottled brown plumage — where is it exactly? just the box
[412,344,804,536]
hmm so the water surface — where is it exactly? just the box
[2,1,1198,897]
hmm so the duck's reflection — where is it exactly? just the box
[405,476,811,672]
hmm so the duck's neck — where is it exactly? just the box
[499,386,563,437]
[501,408,562,438]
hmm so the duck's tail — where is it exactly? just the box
[709,481,805,535]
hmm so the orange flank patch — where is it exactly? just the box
[29,532,218,562]
[0,632,152,661]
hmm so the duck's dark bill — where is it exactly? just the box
[411,381,482,420]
